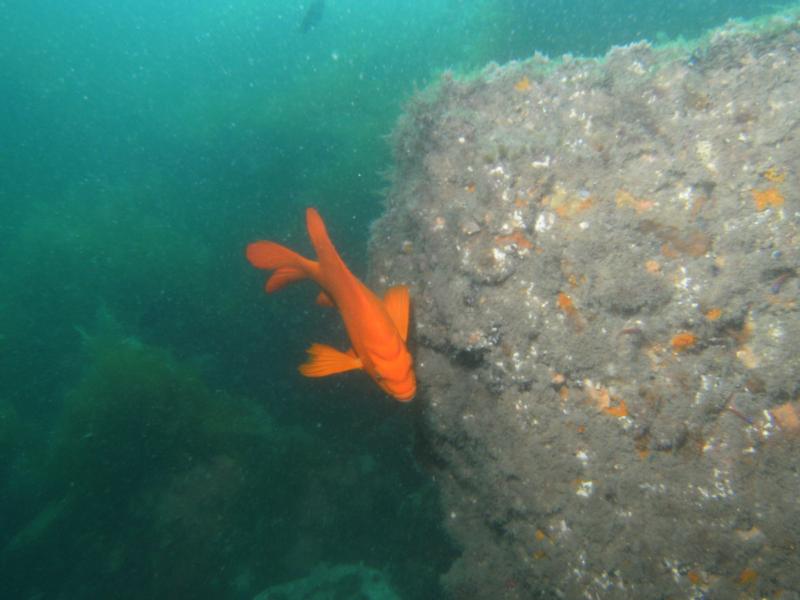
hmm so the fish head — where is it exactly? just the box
[380,369,416,402]
[369,347,416,402]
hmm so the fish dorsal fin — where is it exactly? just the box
[306,208,347,273]
[298,343,362,377]
[383,285,411,342]
[315,291,335,307]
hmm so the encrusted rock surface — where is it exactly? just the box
[370,10,800,599]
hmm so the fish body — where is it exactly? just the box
[246,208,416,401]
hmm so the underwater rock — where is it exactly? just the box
[370,9,800,600]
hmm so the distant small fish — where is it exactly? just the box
[299,0,325,33]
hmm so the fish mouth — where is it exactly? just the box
[390,384,416,402]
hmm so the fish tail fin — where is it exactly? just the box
[246,241,319,293]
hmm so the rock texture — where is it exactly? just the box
[369,10,800,599]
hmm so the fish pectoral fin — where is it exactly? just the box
[298,343,362,377]
[383,285,411,342]
[315,291,335,307]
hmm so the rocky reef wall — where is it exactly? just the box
[369,10,800,599]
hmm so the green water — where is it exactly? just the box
[0,0,790,598]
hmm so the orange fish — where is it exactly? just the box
[246,208,416,401]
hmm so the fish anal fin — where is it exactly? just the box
[383,285,411,341]
[315,291,335,307]
[299,343,362,378]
